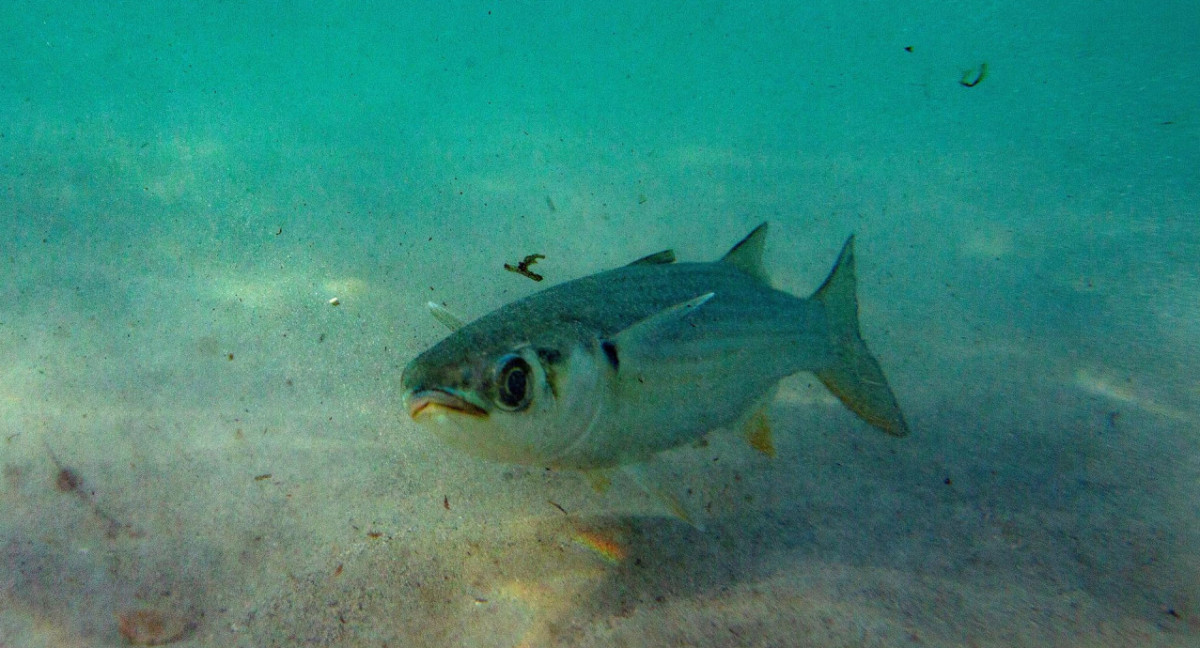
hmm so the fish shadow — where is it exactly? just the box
[549,386,1200,644]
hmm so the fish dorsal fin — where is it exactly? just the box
[719,222,771,283]
[627,249,676,266]
[426,301,465,331]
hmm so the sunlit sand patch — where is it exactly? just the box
[1074,367,1188,421]
[776,381,840,407]
[461,516,627,648]
[666,144,763,171]
[27,612,92,648]
[467,173,539,196]
[496,569,609,648]
[196,272,367,310]
[202,273,303,310]
[142,168,198,205]
[959,226,1014,259]
[137,136,229,204]
[321,277,368,302]
[1,386,21,405]
[1075,368,1138,403]
[496,568,609,608]
[1149,270,1200,350]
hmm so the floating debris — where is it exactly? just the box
[504,254,546,282]
[55,466,82,493]
[960,62,988,87]
[46,446,138,538]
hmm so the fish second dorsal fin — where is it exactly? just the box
[719,222,771,283]
[627,249,676,266]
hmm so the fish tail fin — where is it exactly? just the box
[812,236,910,437]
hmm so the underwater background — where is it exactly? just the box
[2,1,1198,646]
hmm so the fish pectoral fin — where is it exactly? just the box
[626,249,676,266]
[426,301,466,331]
[605,292,715,372]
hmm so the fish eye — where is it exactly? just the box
[493,354,533,411]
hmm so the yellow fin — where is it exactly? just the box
[745,409,775,458]
[812,236,910,437]
[584,469,612,493]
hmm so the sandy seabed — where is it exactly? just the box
[3,1,1199,646]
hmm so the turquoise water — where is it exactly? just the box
[2,1,1197,646]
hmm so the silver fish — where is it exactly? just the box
[401,223,908,473]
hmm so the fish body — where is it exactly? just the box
[401,223,908,471]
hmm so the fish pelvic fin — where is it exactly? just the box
[812,236,911,437]
[426,301,465,331]
[584,469,613,493]
[719,222,772,284]
[745,408,776,458]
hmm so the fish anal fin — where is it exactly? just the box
[719,222,771,283]
[745,409,775,458]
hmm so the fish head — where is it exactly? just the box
[401,333,604,466]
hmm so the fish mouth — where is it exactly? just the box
[406,389,489,420]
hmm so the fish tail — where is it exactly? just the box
[811,237,910,436]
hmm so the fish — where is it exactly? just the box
[401,223,908,478]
